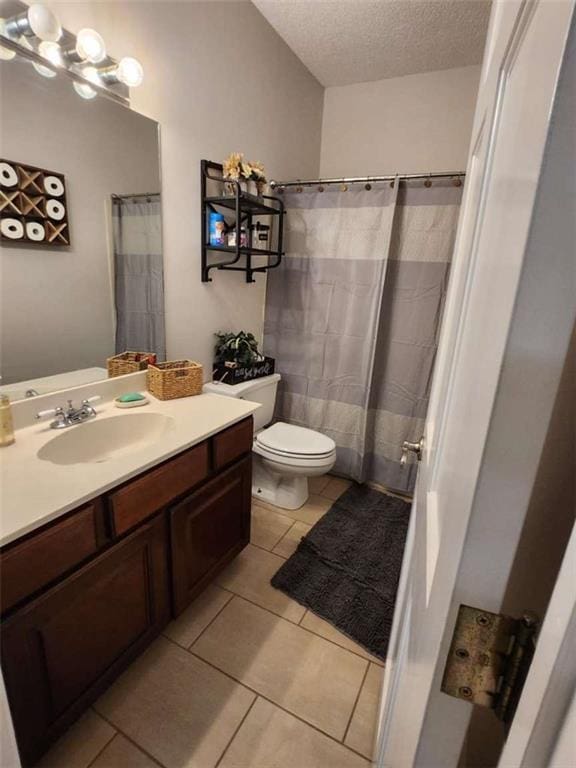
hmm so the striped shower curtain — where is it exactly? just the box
[263,179,462,494]
[112,197,166,361]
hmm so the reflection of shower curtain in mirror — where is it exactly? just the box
[112,198,166,361]
[264,180,462,494]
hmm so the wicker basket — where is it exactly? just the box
[107,351,156,378]
[147,360,203,400]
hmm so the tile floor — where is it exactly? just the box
[39,475,384,768]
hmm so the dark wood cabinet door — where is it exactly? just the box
[171,456,252,615]
[1,515,170,766]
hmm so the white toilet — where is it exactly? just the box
[203,374,336,510]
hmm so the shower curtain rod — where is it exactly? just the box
[270,170,465,189]
[112,192,160,200]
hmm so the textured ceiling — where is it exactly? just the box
[251,0,491,86]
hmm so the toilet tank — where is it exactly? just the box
[203,373,281,431]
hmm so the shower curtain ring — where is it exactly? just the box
[424,174,432,188]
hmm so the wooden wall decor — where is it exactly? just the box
[0,160,70,247]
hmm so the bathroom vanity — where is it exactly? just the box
[0,391,256,766]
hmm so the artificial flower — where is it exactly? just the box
[250,161,266,180]
[223,152,243,179]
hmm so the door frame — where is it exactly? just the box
[499,525,576,766]
[376,1,576,764]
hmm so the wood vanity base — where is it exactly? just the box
[0,417,253,766]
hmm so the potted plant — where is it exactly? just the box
[213,331,275,384]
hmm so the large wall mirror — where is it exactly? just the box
[0,49,164,401]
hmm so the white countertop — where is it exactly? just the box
[0,393,259,547]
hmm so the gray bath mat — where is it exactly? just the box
[271,485,411,661]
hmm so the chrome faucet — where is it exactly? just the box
[36,396,101,430]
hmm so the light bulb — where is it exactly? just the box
[28,4,61,40]
[116,56,143,87]
[0,19,16,60]
[73,80,96,99]
[75,28,106,63]
[33,61,57,78]
[39,40,63,67]
[5,4,61,42]
[82,65,101,85]
[29,4,61,40]
[0,44,14,60]
[72,65,100,99]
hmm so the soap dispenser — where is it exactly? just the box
[0,395,15,446]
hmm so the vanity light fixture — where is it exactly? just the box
[65,27,106,64]
[3,8,142,100]
[99,56,143,87]
[4,3,61,42]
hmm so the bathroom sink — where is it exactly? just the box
[37,413,175,465]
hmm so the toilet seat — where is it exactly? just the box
[255,422,336,459]
[253,443,336,470]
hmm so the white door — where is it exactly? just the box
[376,1,576,766]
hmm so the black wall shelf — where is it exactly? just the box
[201,159,285,283]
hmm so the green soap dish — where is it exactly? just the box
[114,393,149,408]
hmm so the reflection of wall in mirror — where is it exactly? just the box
[0,57,161,386]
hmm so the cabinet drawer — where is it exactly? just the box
[0,502,104,614]
[109,441,209,536]
[212,417,253,470]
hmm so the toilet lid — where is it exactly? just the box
[256,422,335,457]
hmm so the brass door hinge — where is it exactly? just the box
[441,604,538,725]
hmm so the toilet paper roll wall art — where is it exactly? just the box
[0,160,70,246]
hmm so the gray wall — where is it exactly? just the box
[320,65,481,177]
[0,57,160,383]
[50,1,325,373]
